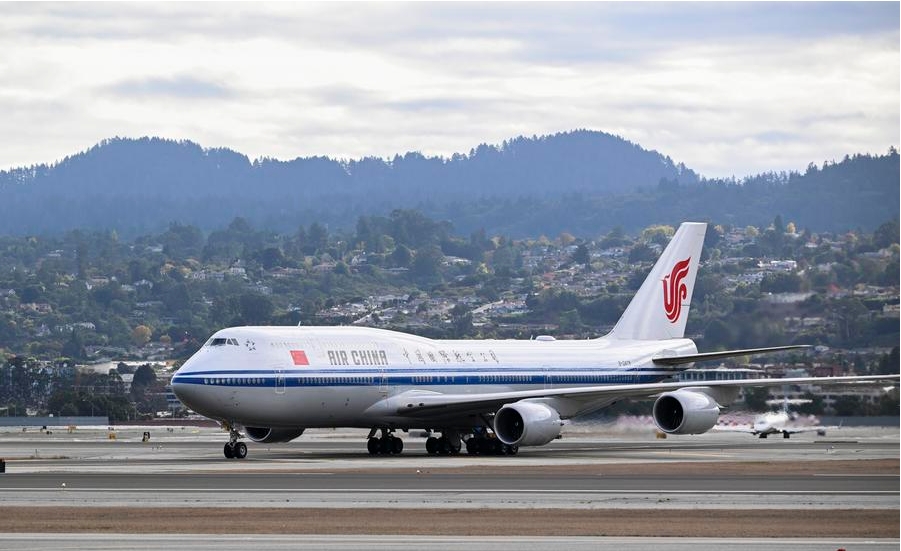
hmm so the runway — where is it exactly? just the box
[0,423,897,548]
[1,469,896,510]
[0,424,897,510]
[1,534,898,551]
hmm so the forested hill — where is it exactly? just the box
[0,131,696,237]
[0,131,896,238]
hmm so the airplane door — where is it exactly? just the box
[378,367,388,397]
[275,368,286,395]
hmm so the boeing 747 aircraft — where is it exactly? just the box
[171,222,899,459]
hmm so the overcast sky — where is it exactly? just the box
[1,2,898,177]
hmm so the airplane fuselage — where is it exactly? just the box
[752,411,791,435]
[172,325,697,429]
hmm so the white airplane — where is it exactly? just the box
[715,399,831,438]
[171,222,899,459]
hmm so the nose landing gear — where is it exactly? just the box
[222,424,247,459]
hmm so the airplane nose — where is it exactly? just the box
[170,356,204,411]
[170,369,190,406]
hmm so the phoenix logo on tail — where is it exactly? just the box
[663,257,691,323]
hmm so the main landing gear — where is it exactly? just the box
[425,430,462,455]
[222,424,247,459]
[367,428,404,455]
[464,434,518,456]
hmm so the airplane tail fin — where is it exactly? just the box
[607,222,707,341]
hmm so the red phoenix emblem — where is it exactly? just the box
[662,257,691,323]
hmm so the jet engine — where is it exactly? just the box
[652,389,720,434]
[244,426,306,443]
[494,402,563,447]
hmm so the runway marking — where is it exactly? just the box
[646,452,733,458]
[7,488,898,495]
[813,474,894,477]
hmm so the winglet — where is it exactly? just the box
[608,222,707,340]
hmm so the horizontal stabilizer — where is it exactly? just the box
[652,345,811,366]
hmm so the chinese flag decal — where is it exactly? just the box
[290,350,310,365]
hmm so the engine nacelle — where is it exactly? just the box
[653,389,720,434]
[494,402,563,447]
[244,426,305,443]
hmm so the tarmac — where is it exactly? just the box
[0,420,897,549]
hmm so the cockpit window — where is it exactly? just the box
[207,337,240,347]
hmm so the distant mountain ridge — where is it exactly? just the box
[0,131,896,238]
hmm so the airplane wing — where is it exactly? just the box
[389,373,900,418]
[651,345,810,366]
[713,424,837,436]
[712,425,759,434]
[779,426,831,435]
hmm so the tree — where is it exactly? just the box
[873,220,899,249]
[571,243,590,270]
[557,309,583,334]
[256,247,285,270]
[628,243,657,263]
[239,293,274,325]
[492,245,516,276]
[450,304,474,338]
[832,297,869,344]
[61,330,86,361]
[307,222,328,255]
[131,325,152,347]
[640,225,675,245]
[760,272,802,293]
[742,387,770,411]
[832,395,862,416]
[876,347,900,375]
[389,244,412,268]
[132,364,157,387]
[411,245,444,281]
[599,227,626,249]
[333,261,350,276]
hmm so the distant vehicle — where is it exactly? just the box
[716,399,832,438]
[171,223,900,459]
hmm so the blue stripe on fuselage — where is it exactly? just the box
[171,369,671,388]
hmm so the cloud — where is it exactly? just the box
[0,2,896,178]
[105,76,232,100]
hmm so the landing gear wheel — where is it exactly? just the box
[234,442,248,459]
[426,436,438,455]
[367,437,380,455]
[223,424,245,459]
[390,436,404,455]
